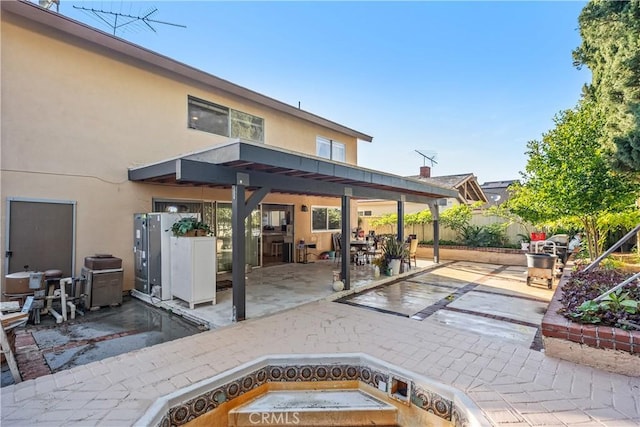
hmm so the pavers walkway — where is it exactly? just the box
[1,262,639,426]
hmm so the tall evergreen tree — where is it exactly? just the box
[573,0,640,171]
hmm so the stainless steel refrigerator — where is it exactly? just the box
[133,212,189,299]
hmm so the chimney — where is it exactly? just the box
[420,166,431,178]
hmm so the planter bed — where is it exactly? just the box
[541,267,640,376]
[417,245,527,266]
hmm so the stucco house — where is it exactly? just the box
[1,0,455,319]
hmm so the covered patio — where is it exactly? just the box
[129,140,456,322]
[133,258,439,329]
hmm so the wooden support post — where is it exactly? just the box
[1,325,21,383]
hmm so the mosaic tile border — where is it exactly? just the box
[158,362,471,427]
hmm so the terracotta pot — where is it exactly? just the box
[183,229,208,237]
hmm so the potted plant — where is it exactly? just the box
[517,233,531,251]
[382,237,407,276]
[170,217,212,237]
[372,255,388,277]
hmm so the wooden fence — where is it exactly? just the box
[360,212,531,245]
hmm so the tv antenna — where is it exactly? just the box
[72,4,186,36]
[415,150,438,168]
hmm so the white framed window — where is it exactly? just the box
[316,136,346,162]
[311,206,342,232]
[188,96,264,142]
[358,210,373,217]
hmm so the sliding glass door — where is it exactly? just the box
[154,199,260,272]
[214,203,259,272]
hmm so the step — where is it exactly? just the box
[228,389,398,426]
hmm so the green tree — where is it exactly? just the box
[596,209,640,252]
[507,102,640,257]
[416,209,433,240]
[404,209,433,239]
[485,202,532,236]
[573,0,640,171]
[370,213,397,233]
[404,212,420,236]
[440,203,474,239]
[370,209,433,238]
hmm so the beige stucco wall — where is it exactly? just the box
[416,247,527,266]
[358,200,455,217]
[0,12,361,290]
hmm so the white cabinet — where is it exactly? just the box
[170,236,216,309]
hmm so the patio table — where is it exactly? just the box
[350,241,371,264]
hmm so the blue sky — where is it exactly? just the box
[61,1,590,183]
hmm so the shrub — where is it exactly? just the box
[459,223,509,248]
[483,223,509,247]
[422,240,459,246]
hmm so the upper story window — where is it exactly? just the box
[316,136,345,162]
[188,96,229,136]
[188,96,264,143]
[231,110,264,143]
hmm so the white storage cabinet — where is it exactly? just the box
[170,236,216,309]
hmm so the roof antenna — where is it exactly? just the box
[72,4,186,36]
[415,150,438,167]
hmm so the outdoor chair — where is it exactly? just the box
[407,238,418,269]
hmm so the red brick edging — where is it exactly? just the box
[12,328,52,380]
[541,268,640,354]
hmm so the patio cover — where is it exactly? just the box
[129,140,457,321]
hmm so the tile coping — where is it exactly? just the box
[136,353,491,427]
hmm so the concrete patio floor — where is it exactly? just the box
[2,261,639,426]
[2,260,434,387]
[133,259,436,329]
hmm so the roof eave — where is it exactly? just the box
[3,0,373,142]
